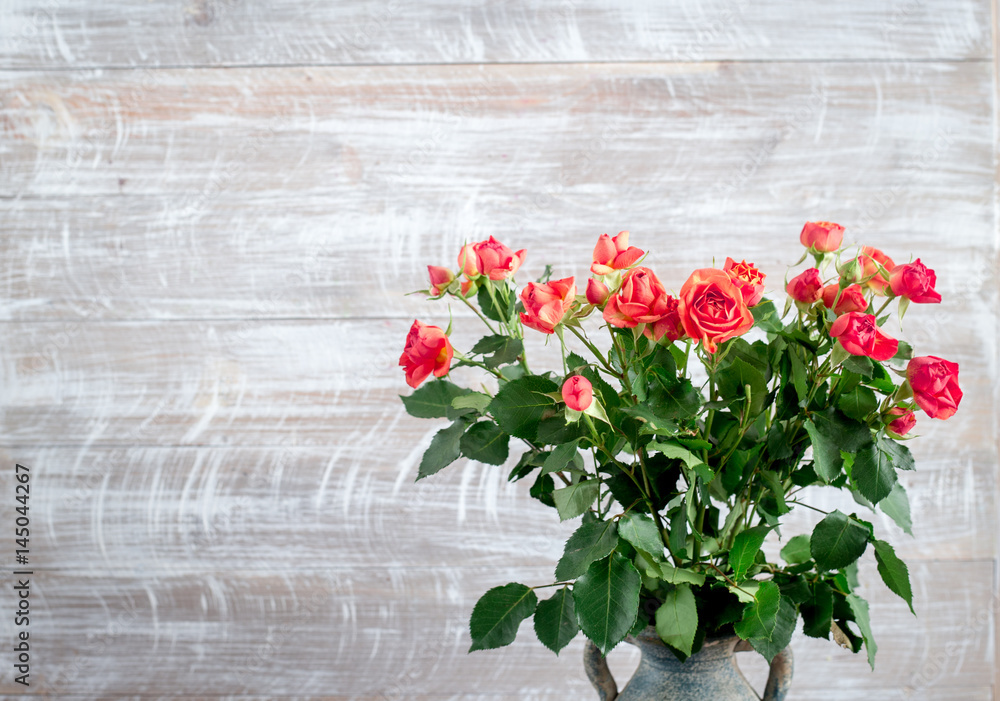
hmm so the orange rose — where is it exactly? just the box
[458,244,479,277]
[603,267,676,341]
[786,268,823,304]
[585,278,610,306]
[472,236,526,280]
[427,266,455,296]
[821,284,868,315]
[399,321,454,388]
[800,221,844,252]
[678,269,753,353]
[519,277,576,334]
[723,257,766,307]
[829,312,898,361]
[591,231,644,275]
[857,246,895,294]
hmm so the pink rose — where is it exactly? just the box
[586,278,610,306]
[591,231,644,275]
[472,236,526,280]
[906,356,962,420]
[519,277,576,334]
[428,266,455,296]
[399,321,454,389]
[829,312,898,362]
[800,221,844,252]
[562,375,593,411]
[857,246,896,295]
[821,284,869,315]
[723,257,766,307]
[885,407,916,436]
[890,259,941,304]
[786,268,824,304]
[603,267,675,341]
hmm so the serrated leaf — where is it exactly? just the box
[469,583,538,651]
[655,584,699,657]
[471,334,524,369]
[788,349,808,401]
[541,440,585,476]
[759,470,788,514]
[733,581,796,664]
[402,380,472,418]
[417,420,466,480]
[842,355,874,378]
[810,510,869,571]
[801,581,834,639]
[533,587,578,654]
[728,581,760,604]
[478,283,514,323]
[780,534,812,564]
[716,357,769,415]
[838,386,878,422]
[879,482,913,536]
[552,480,600,521]
[656,562,706,586]
[573,552,641,656]
[554,520,619,581]
[617,513,664,561]
[873,540,914,614]
[488,375,559,440]
[460,421,510,465]
[852,441,897,505]
[452,392,493,414]
[846,593,877,670]
[729,526,771,581]
[804,419,841,483]
[878,435,915,472]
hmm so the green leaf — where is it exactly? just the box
[729,526,771,581]
[669,507,688,559]
[573,552,641,656]
[533,587,578,655]
[478,283,514,323]
[649,441,705,470]
[460,421,510,466]
[801,581,834,639]
[842,355,874,378]
[878,435,915,472]
[804,419,842,483]
[469,583,538,651]
[879,482,913,536]
[617,513,664,561]
[554,520,619,581]
[733,581,796,664]
[759,470,788,514]
[417,420,466,480]
[810,510,869,571]
[788,349,808,402]
[752,299,783,333]
[838,386,878,422]
[846,593,877,670]
[655,584,699,657]
[623,405,679,436]
[852,441,897,504]
[716,357,768,415]
[654,563,706,586]
[541,440,585,476]
[780,534,813,565]
[553,480,600,521]
[452,392,493,414]
[402,380,471,418]
[873,539,914,614]
[488,375,559,440]
[471,334,524,369]
[647,376,702,421]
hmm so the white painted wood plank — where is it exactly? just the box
[0,1,989,69]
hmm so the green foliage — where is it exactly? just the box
[810,511,869,571]
[617,513,663,561]
[555,520,619,580]
[873,539,914,614]
[533,587,578,654]
[852,441,897,504]
[402,380,471,419]
[553,480,600,521]
[469,583,538,651]
[573,552,641,656]
[655,584,699,657]
[488,375,559,440]
[846,593,877,670]
[460,421,510,465]
[729,526,771,581]
[734,581,796,663]
[417,420,466,480]
[471,334,524,369]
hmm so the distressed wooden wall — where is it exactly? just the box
[1,1,997,699]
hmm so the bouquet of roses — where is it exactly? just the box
[398,224,961,667]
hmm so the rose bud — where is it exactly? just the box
[472,236,526,280]
[829,311,899,361]
[603,267,673,337]
[427,266,455,296]
[885,407,917,437]
[586,278,610,306]
[399,320,454,389]
[858,246,895,294]
[678,268,754,354]
[561,375,593,412]
[821,283,869,315]
[591,231,645,275]
[723,257,766,307]
[519,277,576,335]
[800,221,845,252]
[458,244,479,277]
[890,259,942,304]
[460,279,477,297]
[906,356,962,420]
[786,268,824,304]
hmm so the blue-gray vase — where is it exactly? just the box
[584,627,793,701]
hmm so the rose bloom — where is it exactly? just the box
[651,295,686,343]
[907,356,962,420]
[562,375,593,412]
[585,278,610,306]
[399,320,454,388]
[786,268,824,304]
[857,246,895,294]
[519,277,576,334]
[800,221,844,252]
[723,257,766,307]
[591,231,644,275]
[885,407,916,436]
[821,284,869,315]
[603,267,671,329]
[829,312,898,361]
[472,236,527,280]
[678,268,754,353]
[427,266,454,296]
[458,244,479,277]
[890,259,942,304]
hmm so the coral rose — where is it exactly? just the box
[786,268,824,304]
[458,244,479,277]
[800,221,844,252]
[561,375,593,412]
[591,231,644,275]
[906,356,962,420]
[519,277,576,334]
[885,407,916,437]
[399,321,454,389]
[472,236,526,280]
[723,257,766,307]
[857,246,895,294]
[586,278,610,306]
[890,259,942,304]
[603,267,678,342]
[428,266,454,296]
[829,312,898,361]
[678,268,754,353]
[821,284,869,315]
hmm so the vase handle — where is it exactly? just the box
[583,639,618,701]
[761,646,794,701]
